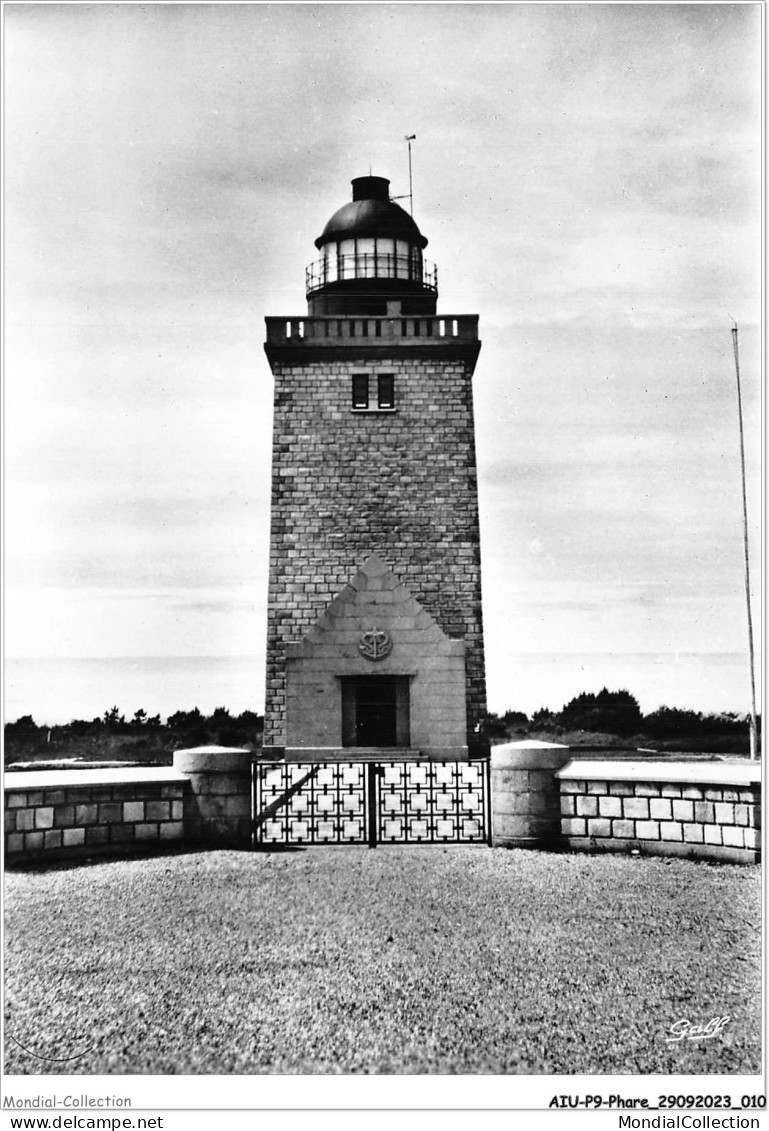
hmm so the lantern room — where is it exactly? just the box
[305,175,438,317]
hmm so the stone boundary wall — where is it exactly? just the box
[4,769,187,861]
[491,746,761,865]
[557,760,761,865]
[4,747,253,864]
[6,745,761,867]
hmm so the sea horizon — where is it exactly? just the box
[3,651,758,727]
[4,655,264,726]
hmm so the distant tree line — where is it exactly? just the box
[4,707,264,767]
[163,707,263,748]
[480,688,760,754]
[4,689,761,764]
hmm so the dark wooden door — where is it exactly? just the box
[355,677,398,746]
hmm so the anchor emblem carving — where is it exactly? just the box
[358,628,393,661]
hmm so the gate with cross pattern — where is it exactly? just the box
[252,759,490,847]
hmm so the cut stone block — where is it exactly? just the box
[34,807,54,829]
[587,818,611,837]
[722,825,744,848]
[649,798,672,820]
[672,800,694,822]
[575,795,598,817]
[659,821,683,841]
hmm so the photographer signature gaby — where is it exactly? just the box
[666,1016,731,1043]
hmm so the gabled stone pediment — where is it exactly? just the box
[286,553,464,662]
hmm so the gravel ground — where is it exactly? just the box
[3,847,761,1075]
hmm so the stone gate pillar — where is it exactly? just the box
[173,746,252,847]
[491,742,572,849]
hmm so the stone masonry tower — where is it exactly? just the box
[263,174,486,761]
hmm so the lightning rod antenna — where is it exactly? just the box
[405,134,416,216]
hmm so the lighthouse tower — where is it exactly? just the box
[263,175,486,761]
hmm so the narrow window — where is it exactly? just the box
[375,320,382,338]
[452,319,459,336]
[352,374,369,410]
[378,374,395,410]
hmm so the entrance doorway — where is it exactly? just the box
[341,676,410,747]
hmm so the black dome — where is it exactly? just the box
[315,177,428,250]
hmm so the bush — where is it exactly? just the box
[558,688,642,737]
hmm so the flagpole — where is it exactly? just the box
[731,322,759,760]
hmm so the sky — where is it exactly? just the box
[4,2,763,724]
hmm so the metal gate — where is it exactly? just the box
[252,760,490,847]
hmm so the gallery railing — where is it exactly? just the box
[306,253,438,296]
